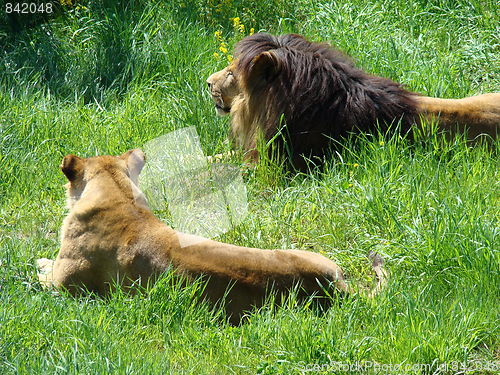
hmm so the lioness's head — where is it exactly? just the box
[206,63,240,116]
[60,149,146,209]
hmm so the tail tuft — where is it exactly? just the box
[368,252,388,296]
[369,251,384,268]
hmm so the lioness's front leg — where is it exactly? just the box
[50,257,107,295]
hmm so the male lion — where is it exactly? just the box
[207,33,500,168]
[37,149,386,324]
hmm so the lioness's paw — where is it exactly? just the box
[36,258,55,288]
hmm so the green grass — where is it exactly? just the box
[1,0,499,373]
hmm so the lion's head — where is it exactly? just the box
[206,64,240,116]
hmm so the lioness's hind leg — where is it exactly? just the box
[37,258,55,288]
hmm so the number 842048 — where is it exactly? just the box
[6,2,54,14]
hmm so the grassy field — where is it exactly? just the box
[1,0,499,373]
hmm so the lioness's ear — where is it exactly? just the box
[60,154,84,182]
[246,50,282,86]
[121,149,145,183]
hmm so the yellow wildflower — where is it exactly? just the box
[227,55,233,62]
[379,141,385,146]
[249,28,255,35]
[219,46,228,54]
[231,17,240,28]
[353,163,359,168]
[213,52,220,59]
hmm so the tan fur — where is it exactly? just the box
[207,56,499,163]
[413,93,500,140]
[38,150,386,323]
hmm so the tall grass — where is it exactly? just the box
[1,0,498,373]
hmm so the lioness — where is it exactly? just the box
[38,149,386,323]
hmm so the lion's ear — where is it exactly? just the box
[61,154,84,182]
[246,50,282,87]
[121,149,145,183]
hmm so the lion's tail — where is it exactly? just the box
[413,93,500,141]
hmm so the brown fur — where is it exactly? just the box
[37,150,386,324]
[207,33,500,168]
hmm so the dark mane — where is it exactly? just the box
[234,33,417,166]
